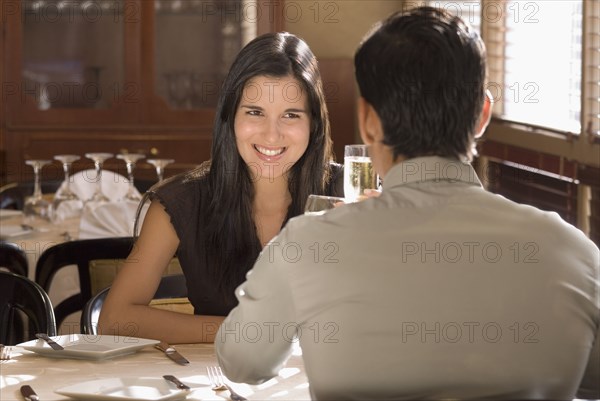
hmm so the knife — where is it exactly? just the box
[20,385,40,401]
[35,333,64,351]
[163,375,191,390]
[155,341,189,365]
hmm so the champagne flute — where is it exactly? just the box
[116,153,145,201]
[23,159,52,227]
[304,195,347,216]
[52,154,83,218]
[343,144,378,202]
[51,155,83,240]
[85,152,113,203]
[147,158,174,182]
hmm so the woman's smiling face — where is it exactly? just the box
[234,75,311,182]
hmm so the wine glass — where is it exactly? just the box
[85,152,113,203]
[147,159,174,182]
[343,144,379,202]
[23,159,52,227]
[50,155,83,237]
[304,195,347,216]
[116,153,145,201]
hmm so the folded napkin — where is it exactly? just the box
[52,199,83,222]
[79,200,149,239]
[56,170,141,202]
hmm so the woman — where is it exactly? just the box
[98,32,343,343]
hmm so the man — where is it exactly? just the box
[216,7,599,400]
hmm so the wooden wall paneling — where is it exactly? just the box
[4,128,213,186]
[480,140,578,179]
[140,0,216,126]
[4,1,141,126]
[578,164,600,246]
[141,1,284,126]
[1,1,6,185]
[258,0,285,34]
[590,188,600,246]
[317,58,357,163]
[486,161,578,226]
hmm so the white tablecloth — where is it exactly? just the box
[0,343,311,400]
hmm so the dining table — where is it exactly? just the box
[0,341,311,400]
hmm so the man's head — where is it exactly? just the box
[355,6,491,176]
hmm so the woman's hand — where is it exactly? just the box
[363,188,382,198]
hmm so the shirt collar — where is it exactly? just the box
[382,156,483,190]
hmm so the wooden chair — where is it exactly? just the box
[35,237,135,328]
[0,271,57,345]
[80,274,189,335]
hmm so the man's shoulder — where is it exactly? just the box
[480,190,599,258]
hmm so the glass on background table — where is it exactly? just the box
[147,158,174,182]
[116,153,145,201]
[84,153,114,204]
[51,155,84,239]
[22,159,52,229]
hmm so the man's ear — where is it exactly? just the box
[475,90,493,138]
[357,97,383,145]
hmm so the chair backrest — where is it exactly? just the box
[133,178,156,194]
[35,237,134,328]
[0,242,28,276]
[0,180,63,210]
[81,274,188,335]
[0,271,57,345]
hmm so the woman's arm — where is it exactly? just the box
[97,200,224,343]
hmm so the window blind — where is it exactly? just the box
[583,0,600,138]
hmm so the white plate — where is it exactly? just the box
[55,377,190,401]
[0,224,32,239]
[18,334,160,360]
[0,209,22,219]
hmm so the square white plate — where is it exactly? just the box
[18,334,160,360]
[55,377,190,401]
[0,224,32,239]
[0,209,22,219]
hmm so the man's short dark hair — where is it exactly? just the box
[355,6,487,161]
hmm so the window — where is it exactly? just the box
[486,0,584,134]
[418,0,599,138]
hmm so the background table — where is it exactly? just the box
[2,213,88,333]
[0,342,311,400]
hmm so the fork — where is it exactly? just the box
[206,366,247,401]
[0,344,11,361]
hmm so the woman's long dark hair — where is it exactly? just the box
[136,32,335,298]
[207,32,334,296]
